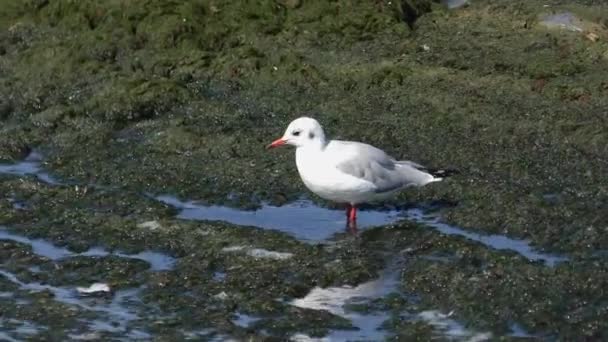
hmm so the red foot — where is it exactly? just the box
[349,205,357,222]
[347,219,358,234]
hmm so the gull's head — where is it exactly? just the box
[267,117,326,149]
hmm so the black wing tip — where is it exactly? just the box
[429,168,460,178]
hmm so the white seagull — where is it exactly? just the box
[267,117,456,231]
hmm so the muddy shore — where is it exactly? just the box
[1,0,607,340]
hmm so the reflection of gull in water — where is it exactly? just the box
[290,263,493,341]
[292,270,399,317]
[155,194,403,242]
[291,267,400,341]
[415,310,492,341]
[156,194,569,266]
[2,151,569,267]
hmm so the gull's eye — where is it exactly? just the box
[292,130,301,136]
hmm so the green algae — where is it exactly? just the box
[1,0,608,340]
[0,177,383,339]
[0,164,607,339]
[361,224,608,340]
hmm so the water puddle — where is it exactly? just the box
[155,195,402,241]
[291,266,398,341]
[412,310,492,341]
[0,332,18,342]
[7,197,27,210]
[0,227,175,271]
[222,245,294,260]
[405,209,568,266]
[0,269,146,338]
[539,12,584,32]
[232,313,262,328]
[1,152,568,266]
[509,322,536,338]
[291,262,493,341]
[0,151,60,185]
[0,152,566,339]
[212,271,227,282]
[0,225,175,340]
[443,0,469,9]
[0,319,47,342]
[157,195,567,266]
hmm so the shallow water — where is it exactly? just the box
[222,245,294,260]
[291,261,493,341]
[0,153,567,339]
[539,12,584,32]
[291,265,398,340]
[155,195,401,241]
[0,154,569,266]
[0,223,176,340]
[443,0,469,9]
[0,319,47,342]
[0,227,176,271]
[508,322,536,338]
[0,268,147,339]
[232,312,262,328]
[0,151,61,185]
[0,330,21,342]
[405,209,568,266]
[412,310,492,341]
[157,194,567,266]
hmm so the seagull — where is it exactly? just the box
[267,117,456,232]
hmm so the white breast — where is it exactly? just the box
[295,146,376,204]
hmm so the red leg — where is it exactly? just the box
[346,204,357,235]
[349,205,357,222]
[346,204,358,234]
[345,204,352,221]
[347,220,357,234]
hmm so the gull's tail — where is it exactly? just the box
[426,168,460,182]
[396,160,459,185]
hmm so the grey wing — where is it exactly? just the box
[333,141,435,192]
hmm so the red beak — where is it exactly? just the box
[266,138,287,149]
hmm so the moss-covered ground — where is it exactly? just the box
[1,0,607,340]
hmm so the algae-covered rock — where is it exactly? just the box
[0,128,30,161]
[1,0,608,340]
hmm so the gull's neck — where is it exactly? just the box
[299,136,328,152]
